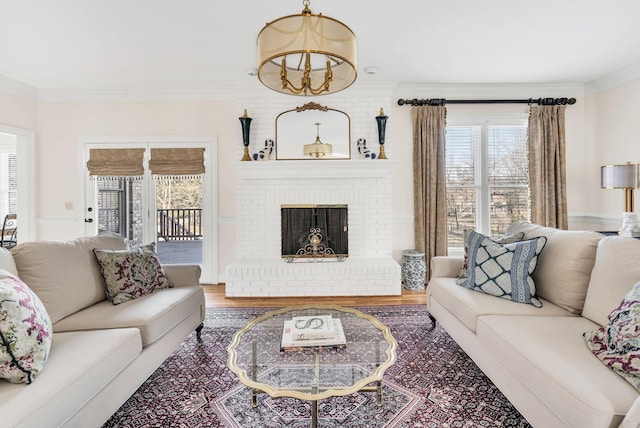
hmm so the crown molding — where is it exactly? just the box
[393,82,585,100]
[33,80,400,102]
[0,75,38,100]
[584,63,640,95]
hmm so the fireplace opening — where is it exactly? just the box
[281,204,348,262]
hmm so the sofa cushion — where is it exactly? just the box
[428,277,575,332]
[457,229,525,278]
[52,285,204,346]
[584,281,640,391]
[0,247,17,276]
[0,328,141,428]
[478,315,638,428]
[0,270,52,384]
[583,236,640,326]
[456,230,546,307]
[93,243,173,305]
[11,235,127,324]
[506,222,603,314]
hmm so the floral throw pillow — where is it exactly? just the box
[457,230,525,279]
[0,269,53,384]
[93,243,173,305]
[456,230,546,307]
[584,281,640,391]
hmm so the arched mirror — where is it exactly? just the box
[275,102,351,160]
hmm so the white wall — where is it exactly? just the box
[1,76,639,283]
[582,77,640,228]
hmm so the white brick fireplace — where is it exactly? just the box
[225,160,401,297]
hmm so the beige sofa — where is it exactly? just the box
[427,222,640,428]
[0,235,205,428]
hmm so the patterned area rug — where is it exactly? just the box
[102,305,532,427]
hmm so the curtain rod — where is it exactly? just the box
[397,97,576,106]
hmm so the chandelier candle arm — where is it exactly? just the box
[257,0,357,96]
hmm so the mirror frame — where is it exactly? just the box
[275,102,351,160]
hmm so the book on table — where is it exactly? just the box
[290,314,335,340]
[281,317,346,351]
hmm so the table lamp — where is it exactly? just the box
[601,162,640,236]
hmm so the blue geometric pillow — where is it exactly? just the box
[456,230,547,307]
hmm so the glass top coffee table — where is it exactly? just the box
[226,304,398,427]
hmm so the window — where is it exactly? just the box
[446,116,530,250]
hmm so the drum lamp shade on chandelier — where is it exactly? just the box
[256,0,357,96]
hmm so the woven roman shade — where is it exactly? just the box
[86,148,145,179]
[149,148,205,179]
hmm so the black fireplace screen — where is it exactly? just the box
[281,205,348,259]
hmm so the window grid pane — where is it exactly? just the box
[445,122,530,248]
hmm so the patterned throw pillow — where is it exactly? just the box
[0,269,53,384]
[457,230,525,278]
[584,282,640,391]
[456,230,546,307]
[93,243,173,305]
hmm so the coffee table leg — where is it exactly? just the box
[311,351,319,427]
[312,400,318,428]
[375,339,383,406]
[251,340,258,408]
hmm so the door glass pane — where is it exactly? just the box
[96,178,144,246]
[155,177,203,264]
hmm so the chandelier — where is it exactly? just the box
[304,122,333,157]
[257,0,357,96]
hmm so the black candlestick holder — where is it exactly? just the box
[239,109,252,161]
[375,108,388,159]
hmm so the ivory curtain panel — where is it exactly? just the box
[527,105,568,229]
[412,105,448,280]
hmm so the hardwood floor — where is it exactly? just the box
[202,283,426,308]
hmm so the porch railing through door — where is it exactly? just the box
[157,208,202,240]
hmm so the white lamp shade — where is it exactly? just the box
[257,11,357,95]
[601,164,639,189]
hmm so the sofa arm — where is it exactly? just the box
[430,256,464,278]
[620,396,640,428]
[163,264,202,287]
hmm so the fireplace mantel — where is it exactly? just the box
[226,159,401,297]
[233,159,393,179]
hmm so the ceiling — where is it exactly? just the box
[1,0,639,93]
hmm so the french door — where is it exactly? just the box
[82,137,217,283]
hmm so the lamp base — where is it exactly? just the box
[619,212,640,236]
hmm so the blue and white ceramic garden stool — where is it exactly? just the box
[401,250,426,290]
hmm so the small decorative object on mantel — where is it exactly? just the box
[375,108,388,159]
[253,139,274,161]
[239,109,252,161]
[356,138,376,159]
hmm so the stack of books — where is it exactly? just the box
[280,314,346,351]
